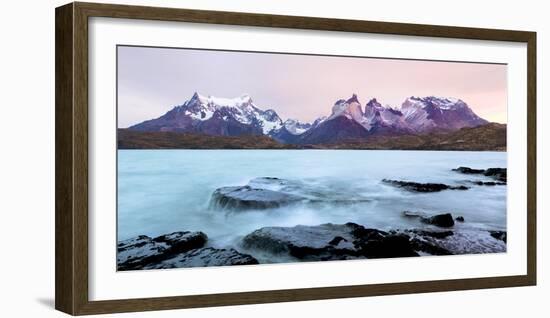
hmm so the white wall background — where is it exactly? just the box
[0,0,547,317]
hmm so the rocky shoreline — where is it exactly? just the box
[118,166,507,270]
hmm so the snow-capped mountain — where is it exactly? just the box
[361,98,413,134]
[282,119,312,135]
[129,92,284,136]
[401,96,488,131]
[328,94,364,123]
[271,118,325,144]
[128,92,490,145]
[297,95,489,144]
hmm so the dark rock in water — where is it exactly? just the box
[484,168,507,182]
[469,180,506,186]
[407,229,454,239]
[242,223,419,261]
[453,166,507,183]
[210,185,304,210]
[454,185,469,190]
[117,231,207,270]
[356,233,419,258]
[455,216,465,222]
[328,236,347,246]
[242,223,361,261]
[489,231,507,243]
[409,238,454,255]
[404,228,505,255]
[152,231,208,255]
[419,229,506,254]
[402,211,455,228]
[243,222,506,260]
[143,247,259,269]
[382,179,469,192]
[453,167,485,174]
[211,177,371,211]
[422,213,455,227]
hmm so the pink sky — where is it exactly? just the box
[118,46,507,128]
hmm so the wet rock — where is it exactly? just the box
[210,185,304,210]
[143,247,259,269]
[489,230,507,243]
[356,233,419,258]
[410,238,453,255]
[455,216,465,222]
[453,166,507,183]
[242,222,506,261]
[484,168,507,182]
[242,223,360,260]
[407,229,454,239]
[421,230,506,254]
[242,223,419,261]
[328,236,347,246]
[403,229,505,255]
[452,167,485,174]
[402,211,455,228]
[469,181,506,186]
[117,236,165,271]
[117,231,207,270]
[382,179,469,192]
[211,177,371,210]
[422,213,455,228]
[153,231,208,255]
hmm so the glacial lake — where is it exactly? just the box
[117,150,506,259]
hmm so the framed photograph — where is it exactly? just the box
[55,2,536,315]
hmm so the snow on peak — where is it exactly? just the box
[284,119,312,135]
[402,96,465,110]
[192,92,253,108]
[182,93,283,133]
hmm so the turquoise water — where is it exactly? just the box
[118,150,506,250]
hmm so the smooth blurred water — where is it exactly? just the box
[117,150,506,250]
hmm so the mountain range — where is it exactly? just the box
[127,92,492,146]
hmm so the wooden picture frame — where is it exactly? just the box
[55,2,536,315]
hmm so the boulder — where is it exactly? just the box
[242,223,419,261]
[242,222,506,261]
[407,229,454,239]
[452,166,507,183]
[355,233,419,258]
[489,230,507,243]
[452,167,485,174]
[421,213,455,228]
[242,223,360,260]
[144,247,259,269]
[403,229,505,255]
[210,185,304,210]
[210,177,371,211]
[469,181,506,186]
[117,231,207,270]
[402,211,455,228]
[455,216,465,222]
[382,179,469,192]
[484,168,507,182]
[417,229,506,254]
[153,231,209,256]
